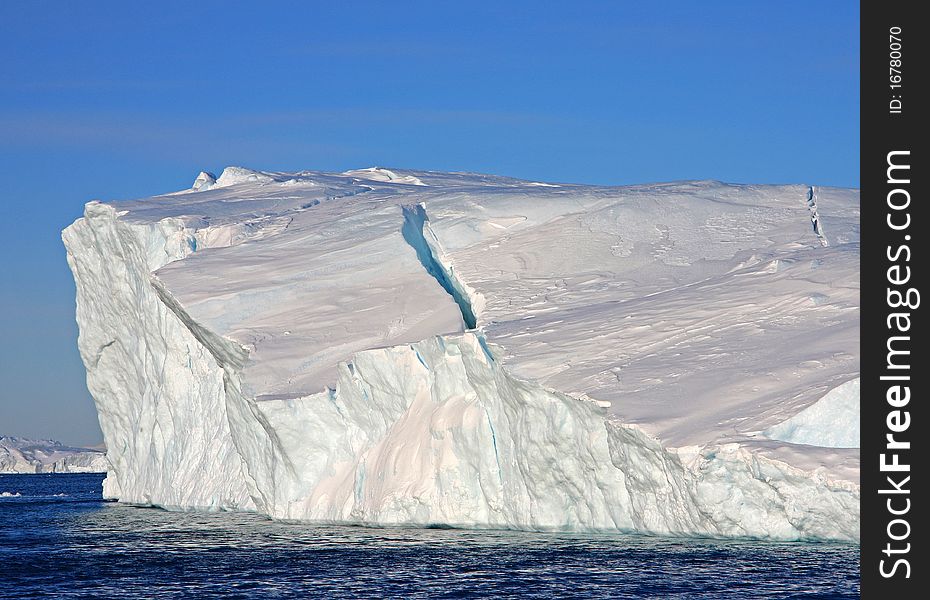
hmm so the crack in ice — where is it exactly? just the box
[401,203,478,329]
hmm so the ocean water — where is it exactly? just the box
[1,473,859,598]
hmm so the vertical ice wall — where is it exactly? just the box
[251,333,859,539]
[63,202,255,509]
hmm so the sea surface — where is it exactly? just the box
[1,473,858,599]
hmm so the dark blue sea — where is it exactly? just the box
[0,473,858,598]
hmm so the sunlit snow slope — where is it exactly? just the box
[63,167,859,540]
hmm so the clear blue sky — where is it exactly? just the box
[0,1,858,446]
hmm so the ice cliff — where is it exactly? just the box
[62,168,860,541]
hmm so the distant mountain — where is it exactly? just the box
[0,436,107,473]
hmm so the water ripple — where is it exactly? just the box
[0,473,859,598]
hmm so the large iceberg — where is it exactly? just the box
[62,167,860,540]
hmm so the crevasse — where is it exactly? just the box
[401,204,478,329]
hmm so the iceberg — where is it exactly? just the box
[62,168,860,540]
[0,436,108,473]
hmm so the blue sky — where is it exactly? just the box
[0,1,858,445]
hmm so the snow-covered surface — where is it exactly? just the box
[765,378,859,448]
[0,436,108,473]
[192,171,216,191]
[63,167,860,540]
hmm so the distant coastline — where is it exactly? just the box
[0,436,107,474]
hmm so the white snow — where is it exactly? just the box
[343,167,426,186]
[62,168,860,540]
[192,171,216,191]
[765,378,859,448]
[0,436,108,473]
